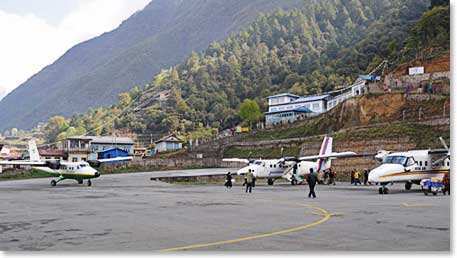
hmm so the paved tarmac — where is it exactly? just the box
[0,169,450,251]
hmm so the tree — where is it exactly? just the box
[118,93,132,107]
[44,116,69,143]
[239,99,262,128]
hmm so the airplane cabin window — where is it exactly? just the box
[425,161,428,166]
[419,161,422,166]
[270,164,272,168]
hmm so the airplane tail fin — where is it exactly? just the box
[317,136,333,172]
[28,140,40,161]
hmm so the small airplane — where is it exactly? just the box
[0,140,132,186]
[223,136,357,185]
[368,137,450,194]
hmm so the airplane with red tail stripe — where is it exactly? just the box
[223,136,356,185]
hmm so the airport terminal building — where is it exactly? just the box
[265,79,366,127]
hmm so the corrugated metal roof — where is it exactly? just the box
[266,93,300,99]
[289,94,332,103]
[67,136,134,144]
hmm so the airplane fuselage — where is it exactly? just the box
[32,161,100,180]
[368,150,450,184]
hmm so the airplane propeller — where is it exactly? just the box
[432,136,450,167]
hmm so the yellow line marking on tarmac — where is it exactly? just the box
[159,201,337,252]
[401,202,433,207]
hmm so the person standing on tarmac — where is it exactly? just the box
[328,168,335,185]
[354,170,361,185]
[307,168,317,198]
[225,172,232,188]
[245,170,254,193]
[363,169,369,185]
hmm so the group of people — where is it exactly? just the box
[224,170,255,193]
[405,82,437,94]
[224,168,321,198]
[350,169,370,186]
[225,168,372,198]
[322,168,336,185]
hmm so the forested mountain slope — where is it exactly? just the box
[38,0,452,144]
[0,0,304,131]
[111,0,431,134]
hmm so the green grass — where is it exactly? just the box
[0,165,215,181]
[0,170,52,180]
[333,122,450,149]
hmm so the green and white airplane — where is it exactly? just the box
[0,140,132,186]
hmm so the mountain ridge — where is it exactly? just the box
[0,0,304,131]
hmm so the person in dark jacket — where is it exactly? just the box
[225,172,232,188]
[363,169,369,185]
[328,168,335,185]
[307,168,317,198]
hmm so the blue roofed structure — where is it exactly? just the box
[97,147,129,161]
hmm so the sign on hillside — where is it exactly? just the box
[409,66,424,75]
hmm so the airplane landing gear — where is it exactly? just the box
[378,183,389,194]
[291,179,297,185]
[87,180,92,187]
[267,178,274,185]
[405,182,412,190]
[78,179,83,184]
[51,180,57,187]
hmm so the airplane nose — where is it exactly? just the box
[94,172,100,178]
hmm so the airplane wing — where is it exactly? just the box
[222,158,250,163]
[0,160,47,166]
[428,149,449,154]
[298,151,358,161]
[150,169,231,180]
[97,156,133,163]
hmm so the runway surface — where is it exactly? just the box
[0,169,450,251]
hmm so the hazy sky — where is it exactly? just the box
[0,0,151,99]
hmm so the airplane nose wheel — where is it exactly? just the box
[378,187,389,194]
[267,179,274,186]
[51,180,57,187]
[87,180,92,187]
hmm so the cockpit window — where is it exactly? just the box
[254,161,262,165]
[406,157,415,166]
[383,156,408,165]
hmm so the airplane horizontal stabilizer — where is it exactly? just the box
[0,160,47,166]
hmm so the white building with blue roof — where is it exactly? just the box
[265,79,367,127]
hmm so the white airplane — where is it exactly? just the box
[0,140,132,186]
[368,137,450,194]
[223,136,356,185]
